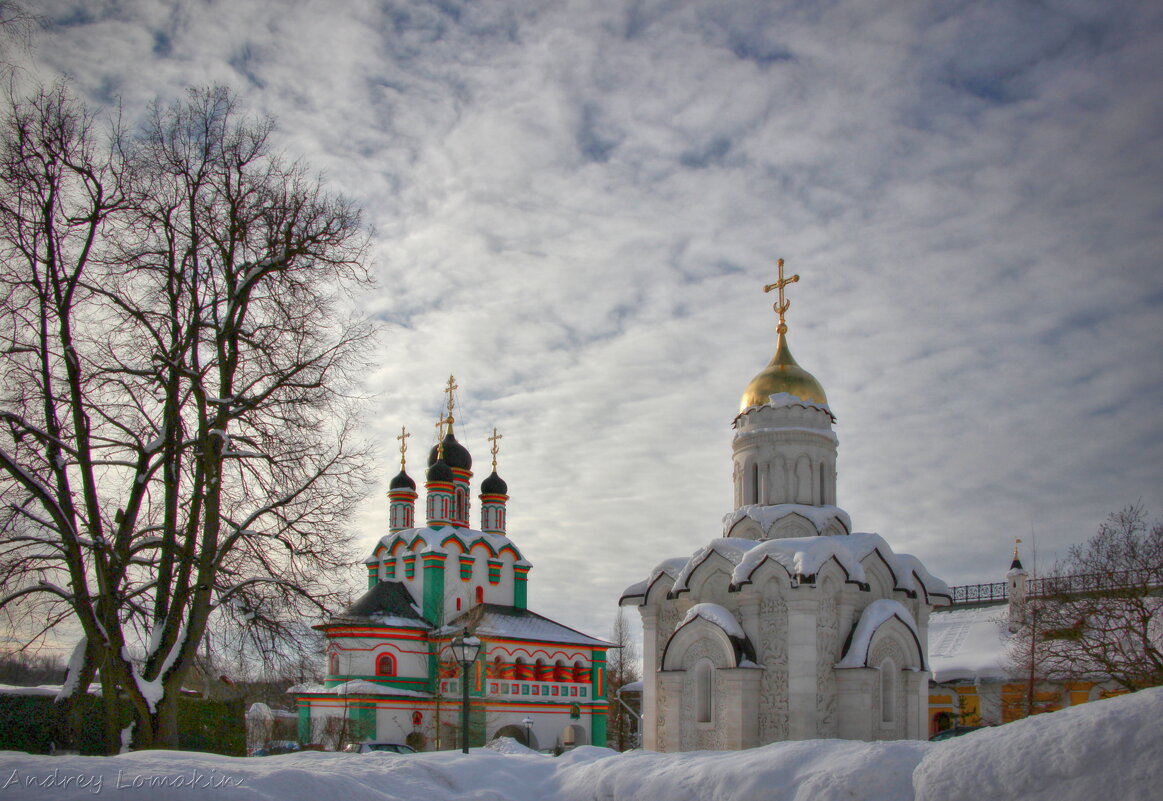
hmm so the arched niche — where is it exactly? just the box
[768,513,817,540]
[726,516,765,541]
[661,615,740,671]
[685,564,733,604]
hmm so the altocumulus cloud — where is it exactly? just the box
[22,0,1163,645]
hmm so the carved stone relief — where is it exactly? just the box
[757,590,789,742]
[816,587,839,736]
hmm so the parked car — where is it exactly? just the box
[343,742,417,755]
[930,725,992,741]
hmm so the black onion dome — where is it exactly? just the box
[427,430,472,470]
[426,458,454,483]
[481,470,508,495]
[389,469,416,490]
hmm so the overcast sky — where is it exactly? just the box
[14,0,1163,650]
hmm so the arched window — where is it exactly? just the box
[456,597,462,611]
[554,660,569,682]
[376,653,396,677]
[573,661,586,683]
[514,657,530,680]
[880,658,896,723]
[328,651,339,675]
[750,463,759,505]
[475,586,484,604]
[819,462,827,504]
[456,488,465,522]
[695,660,713,723]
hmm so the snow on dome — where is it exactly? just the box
[679,603,746,640]
[761,391,833,415]
[835,599,923,669]
[732,534,867,587]
[672,538,761,593]
[722,504,852,538]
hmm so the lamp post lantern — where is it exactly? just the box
[522,716,534,749]
[450,631,481,754]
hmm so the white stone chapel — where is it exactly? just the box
[619,261,951,750]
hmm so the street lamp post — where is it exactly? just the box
[522,716,534,749]
[450,630,482,754]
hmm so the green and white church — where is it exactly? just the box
[293,380,612,751]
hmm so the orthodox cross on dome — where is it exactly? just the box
[1013,538,1022,561]
[763,258,800,335]
[488,427,503,472]
[443,375,459,428]
[396,426,410,471]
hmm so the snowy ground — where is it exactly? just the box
[1,688,1159,800]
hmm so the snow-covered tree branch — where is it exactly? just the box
[0,84,373,751]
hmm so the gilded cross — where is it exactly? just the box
[434,414,448,459]
[443,375,458,424]
[763,258,800,334]
[396,426,410,470]
[488,427,503,471]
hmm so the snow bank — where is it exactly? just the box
[0,688,1157,800]
[913,686,1163,801]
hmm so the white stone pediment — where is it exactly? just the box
[660,606,754,671]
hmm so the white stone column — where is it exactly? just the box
[786,597,818,740]
[639,606,659,751]
[719,667,763,749]
[658,673,683,752]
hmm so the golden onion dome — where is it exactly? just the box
[739,332,828,412]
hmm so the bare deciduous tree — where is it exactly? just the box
[0,84,373,750]
[1009,506,1163,704]
[605,607,639,750]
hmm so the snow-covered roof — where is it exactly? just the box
[679,603,746,639]
[895,553,952,603]
[320,580,430,630]
[288,679,431,698]
[835,599,925,669]
[927,605,1012,683]
[732,535,866,587]
[723,504,851,538]
[441,604,614,648]
[0,684,61,697]
[364,526,530,567]
[673,538,760,593]
[623,529,947,606]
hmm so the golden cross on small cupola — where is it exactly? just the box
[396,426,410,471]
[434,415,448,459]
[763,258,800,335]
[1014,538,1022,561]
[488,427,503,472]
